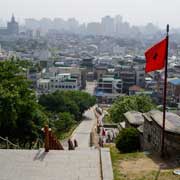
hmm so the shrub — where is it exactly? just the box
[115,128,140,153]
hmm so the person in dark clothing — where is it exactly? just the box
[68,139,74,150]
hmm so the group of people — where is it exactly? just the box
[96,106,118,147]
[98,126,118,147]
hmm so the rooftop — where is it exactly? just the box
[119,121,125,129]
[38,78,50,83]
[99,77,122,82]
[135,91,153,95]
[101,77,114,82]
[95,91,124,97]
[124,111,144,126]
[143,110,180,134]
[168,78,180,85]
[57,73,71,76]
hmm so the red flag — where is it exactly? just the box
[145,38,167,73]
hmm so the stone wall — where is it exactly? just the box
[143,119,162,153]
[125,119,131,128]
[164,132,180,156]
[143,118,180,156]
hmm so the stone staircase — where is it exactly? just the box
[0,108,113,180]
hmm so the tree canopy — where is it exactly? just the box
[109,95,155,123]
[0,60,46,147]
[54,112,76,133]
[39,90,96,121]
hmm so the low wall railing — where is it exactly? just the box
[0,136,19,149]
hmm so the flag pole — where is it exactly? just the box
[161,24,169,157]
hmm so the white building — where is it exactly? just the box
[45,66,86,89]
[37,79,50,94]
[37,73,80,94]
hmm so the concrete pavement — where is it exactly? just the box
[0,149,100,180]
[101,148,114,180]
[71,107,96,148]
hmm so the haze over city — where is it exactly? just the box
[0,0,179,28]
[0,1,180,180]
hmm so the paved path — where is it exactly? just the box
[101,148,114,180]
[71,107,96,148]
[0,149,100,180]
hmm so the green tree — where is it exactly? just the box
[0,60,46,147]
[39,91,80,120]
[54,112,76,133]
[116,128,140,153]
[62,91,96,115]
[109,95,155,123]
[39,90,96,121]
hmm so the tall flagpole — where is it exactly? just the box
[161,24,169,157]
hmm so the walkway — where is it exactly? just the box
[0,149,100,180]
[71,107,96,148]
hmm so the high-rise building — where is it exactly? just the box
[67,18,79,33]
[7,14,19,35]
[0,14,19,35]
[86,22,102,35]
[114,15,123,36]
[101,16,115,36]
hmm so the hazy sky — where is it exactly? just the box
[0,0,179,28]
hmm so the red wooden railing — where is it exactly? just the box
[44,125,64,152]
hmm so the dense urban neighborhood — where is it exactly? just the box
[0,14,180,180]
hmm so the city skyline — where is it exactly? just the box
[0,0,179,28]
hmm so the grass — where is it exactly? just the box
[106,144,180,180]
[106,144,144,161]
[56,123,79,140]
[108,144,145,180]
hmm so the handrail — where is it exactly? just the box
[0,136,19,149]
[32,138,44,149]
[43,125,64,152]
